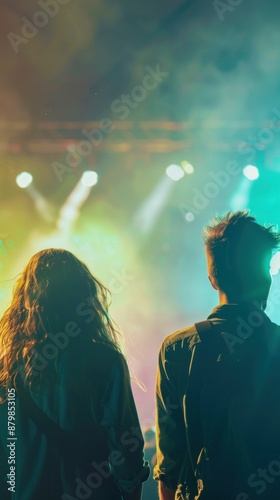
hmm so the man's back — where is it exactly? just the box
[154,302,280,499]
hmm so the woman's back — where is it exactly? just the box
[0,249,149,499]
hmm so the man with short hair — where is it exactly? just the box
[154,211,280,500]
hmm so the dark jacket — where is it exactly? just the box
[0,342,149,500]
[154,302,280,499]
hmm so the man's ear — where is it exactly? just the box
[208,275,218,290]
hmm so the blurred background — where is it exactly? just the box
[1,0,280,428]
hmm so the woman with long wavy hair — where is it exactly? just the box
[0,248,149,500]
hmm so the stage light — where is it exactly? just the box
[166,164,185,181]
[181,161,194,174]
[185,212,195,222]
[16,172,33,188]
[270,252,280,276]
[243,165,259,181]
[81,171,98,187]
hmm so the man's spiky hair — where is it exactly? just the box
[203,210,280,295]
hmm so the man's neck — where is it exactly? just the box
[218,292,231,305]
[218,292,265,310]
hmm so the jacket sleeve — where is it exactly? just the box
[99,353,150,494]
[153,340,190,490]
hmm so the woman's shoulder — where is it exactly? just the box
[85,342,127,374]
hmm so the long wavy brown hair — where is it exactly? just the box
[0,248,123,402]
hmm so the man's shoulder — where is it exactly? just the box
[162,324,200,353]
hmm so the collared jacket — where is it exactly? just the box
[154,302,280,499]
[0,341,149,499]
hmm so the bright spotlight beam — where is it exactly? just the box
[16,172,53,223]
[27,185,54,223]
[231,166,259,210]
[230,177,252,211]
[57,171,98,232]
[133,176,175,234]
